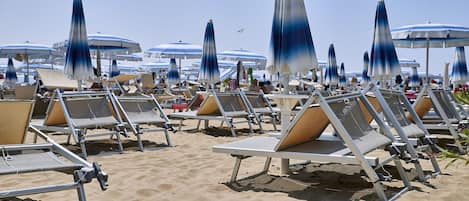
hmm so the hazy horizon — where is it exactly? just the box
[0,0,468,74]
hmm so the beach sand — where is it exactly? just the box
[1,117,469,201]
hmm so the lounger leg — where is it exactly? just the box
[427,147,441,175]
[230,157,243,183]
[272,115,278,130]
[220,121,224,127]
[67,133,72,145]
[136,133,144,152]
[263,157,272,173]
[78,134,88,159]
[178,119,184,131]
[372,181,388,201]
[115,131,124,154]
[204,120,209,129]
[247,118,254,134]
[196,120,201,130]
[164,129,172,146]
[280,159,290,175]
[74,172,87,201]
[393,157,412,188]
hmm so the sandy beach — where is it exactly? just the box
[1,115,469,201]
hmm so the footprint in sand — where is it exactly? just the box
[158,183,174,190]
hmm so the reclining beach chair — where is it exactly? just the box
[0,100,108,201]
[411,88,465,153]
[421,89,466,123]
[111,93,172,151]
[366,87,441,179]
[213,92,412,201]
[169,90,257,137]
[31,89,127,159]
[240,90,278,131]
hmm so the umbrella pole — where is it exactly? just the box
[25,55,29,83]
[96,48,102,78]
[179,58,183,88]
[77,80,83,91]
[425,38,430,85]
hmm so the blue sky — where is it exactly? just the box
[0,0,468,74]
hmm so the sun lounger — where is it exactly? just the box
[366,87,441,180]
[111,93,172,151]
[31,89,127,159]
[411,87,465,152]
[0,100,108,200]
[169,90,257,137]
[240,90,278,131]
[213,92,412,201]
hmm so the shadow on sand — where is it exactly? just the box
[226,163,424,201]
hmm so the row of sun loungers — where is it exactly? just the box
[2,69,469,201]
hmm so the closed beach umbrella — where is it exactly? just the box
[339,62,347,88]
[4,58,17,89]
[64,0,94,83]
[369,0,400,85]
[409,67,420,87]
[110,59,120,78]
[392,23,469,83]
[325,44,338,86]
[267,0,318,93]
[361,52,371,86]
[167,58,180,86]
[199,19,220,86]
[451,47,469,85]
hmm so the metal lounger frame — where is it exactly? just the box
[239,90,278,131]
[34,89,127,159]
[111,93,172,151]
[170,90,255,137]
[367,85,441,180]
[213,91,412,201]
[414,85,464,152]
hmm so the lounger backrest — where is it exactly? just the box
[141,74,154,89]
[64,97,118,128]
[0,100,34,144]
[36,69,79,90]
[118,98,166,124]
[432,89,459,120]
[328,97,392,154]
[215,93,247,112]
[244,92,268,108]
[275,104,330,150]
[197,92,247,115]
[15,84,37,100]
[409,96,433,121]
[187,94,204,111]
[379,91,412,126]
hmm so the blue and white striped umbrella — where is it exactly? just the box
[0,43,55,83]
[4,58,17,89]
[339,62,347,87]
[110,59,120,78]
[167,58,180,86]
[217,49,267,69]
[451,47,469,84]
[199,19,220,85]
[409,67,420,87]
[146,41,202,59]
[361,52,371,86]
[325,44,338,86]
[266,0,318,75]
[392,23,469,82]
[399,58,420,68]
[369,0,400,82]
[64,0,94,81]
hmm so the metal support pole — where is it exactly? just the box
[425,38,430,84]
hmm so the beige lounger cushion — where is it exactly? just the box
[275,105,329,151]
[0,100,34,144]
[409,96,432,122]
